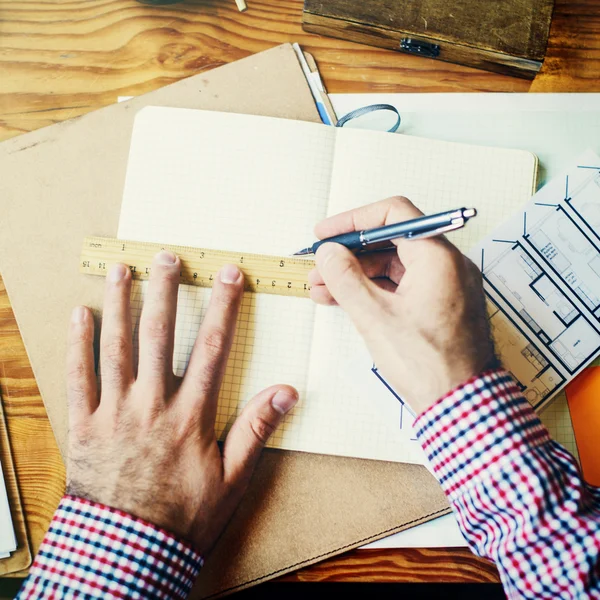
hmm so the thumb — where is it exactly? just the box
[222,385,298,487]
[315,242,384,323]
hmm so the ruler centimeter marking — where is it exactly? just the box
[80,237,315,298]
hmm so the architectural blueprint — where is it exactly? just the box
[469,151,600,411]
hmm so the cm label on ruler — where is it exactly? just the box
[80,237,315,298]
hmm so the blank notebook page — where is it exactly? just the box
[119,107,537,464]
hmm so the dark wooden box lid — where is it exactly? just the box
[304,0,555,61]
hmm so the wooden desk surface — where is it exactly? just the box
[1,0,599,587]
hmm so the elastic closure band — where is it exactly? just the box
[336,104,401,133]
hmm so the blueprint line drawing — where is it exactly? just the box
[469,152,600,412]
[486,296,565,408]
[483,242,600,375]
[372,366,417,439]
[524,204,600,318]
[565,169,600,243]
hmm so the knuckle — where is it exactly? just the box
[67,386,87,407]
[336,256,357,281]
[69,327,90,346]
[67,360,88,386]
[200,328,228,358]
[213,285,240,309]
[429,241,462,271]
[67,380,89,410]
[389,195,412,209]
[249,415,276,445]
[102,335,129,362]
[145,319,170,342]
[154,263,180,283]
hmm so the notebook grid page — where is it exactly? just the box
[119,108,537,463]
[119,107,334,450]
[301,128,538,462]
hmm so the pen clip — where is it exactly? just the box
[406,218,465,240]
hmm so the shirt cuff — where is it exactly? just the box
[414,368,551,502]
[23,495,203,599]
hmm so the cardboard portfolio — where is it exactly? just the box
[0,44,449,597]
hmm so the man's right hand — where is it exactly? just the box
[309,196,498,416]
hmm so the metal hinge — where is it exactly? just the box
[399,38,441,59]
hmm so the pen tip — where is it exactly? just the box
[464,208,477,219]
[293,248,312,256]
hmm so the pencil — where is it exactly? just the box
[235,0,247,11]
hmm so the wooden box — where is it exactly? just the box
[303,0,555,79]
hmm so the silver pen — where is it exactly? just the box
[294,207,477,256]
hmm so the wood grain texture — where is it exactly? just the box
[303,0,555,79]
[0,0,599,588]
[0,279,65,578]
[305,0,555,57]
[277,548,499,583]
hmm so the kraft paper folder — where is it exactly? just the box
[0,44,449,597]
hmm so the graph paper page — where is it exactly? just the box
[119,107,333,447]
[303,128,538,462]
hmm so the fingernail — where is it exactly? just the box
[71,306,86,324]
[156,250,177,265]
[108,263,128,282]
[271,389,298,415]
[220,264,241,284]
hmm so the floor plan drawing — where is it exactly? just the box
[487,298,565,408]
[524,205,600,318]
[468,152,600,411]
[372,366,417,438]
[483,242,600,374]
[565,169,600,242]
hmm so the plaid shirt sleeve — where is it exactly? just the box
[415,368,600,599]
[16,495,203,599]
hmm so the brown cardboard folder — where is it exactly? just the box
[0,44,450,596]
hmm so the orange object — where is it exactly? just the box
[566,366,600,487]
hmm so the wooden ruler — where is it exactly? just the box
[80,237,314,298]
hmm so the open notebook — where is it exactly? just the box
[118,107,537,464]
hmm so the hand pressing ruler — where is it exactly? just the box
[80,237,314,298]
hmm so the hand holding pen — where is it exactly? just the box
[307,197,496,415]
[294,207,477,255]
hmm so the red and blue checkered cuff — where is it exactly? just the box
[414,369,551,501]
[18,495,203,599]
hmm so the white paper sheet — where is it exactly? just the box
[0,458,16,555]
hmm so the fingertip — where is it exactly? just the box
[154,250,178,265]
[107,263,131,284]
[71,305,91,326]
[270,385,299,415]
[219,264,243,285]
